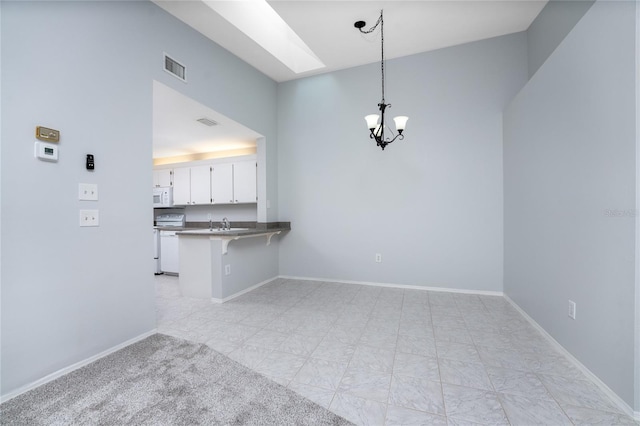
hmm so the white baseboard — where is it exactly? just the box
[0,329,157,404]
[504,295,638,421]
[278,275,504,297]
[211,276,279,303]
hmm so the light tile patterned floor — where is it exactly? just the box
[156,275,637,426]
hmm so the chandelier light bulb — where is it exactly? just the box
[365,114,380,130]
[393,116,408,133]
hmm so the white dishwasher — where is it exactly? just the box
[160,231,179,275]
[156,214,185,275]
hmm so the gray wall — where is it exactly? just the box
[635,4,640,412]
[504,0,636,409]
[277,33,528,292]
[0,0,277,396]
[527,0,595,77]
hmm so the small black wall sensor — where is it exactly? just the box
[86,154,95,170]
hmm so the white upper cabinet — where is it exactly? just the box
[172,167,191,205]
[211,163,233,204]
[153,155,257,206]
[172,165,211,205]
[190,165,212,204]
[233,161,257,203]
[153,169,172,187]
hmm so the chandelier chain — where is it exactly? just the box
[381,11,385,103]
[356,11,385,102]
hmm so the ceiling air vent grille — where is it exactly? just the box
[163,53,186,82]
[197,118,218,127]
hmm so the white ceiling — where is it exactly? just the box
[153,0,548,83]
[151,1,547,158]
[153,81,261,159]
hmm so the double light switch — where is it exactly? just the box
[79,183,99,227]
[78,183,98,201]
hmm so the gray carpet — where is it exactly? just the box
[0,334,352,425]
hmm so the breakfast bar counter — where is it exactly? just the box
[176,223,289,302]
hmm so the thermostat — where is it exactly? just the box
[34,141,59,162]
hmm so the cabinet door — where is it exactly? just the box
[172,167,191,205]
[233,161,257,203]
[157,169,172,187]
[211,163,233,204]
[190,165,211,205]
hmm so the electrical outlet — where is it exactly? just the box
[79,210,99,227]
[568,300,576,320]
[78,183,98,201]
[375,253,382,263]
[224,264,231,276]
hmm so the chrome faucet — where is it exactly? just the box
[221,217,230,230]
[209,217,213,231]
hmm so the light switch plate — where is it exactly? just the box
[79,183,98,201]
[79,210,99,227]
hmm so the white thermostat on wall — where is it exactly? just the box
[34,141,59,162]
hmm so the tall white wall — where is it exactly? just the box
[277,33,528,292]
[0,0,277,396]
[504,1,637,410]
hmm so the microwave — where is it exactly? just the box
[153,187,173,208]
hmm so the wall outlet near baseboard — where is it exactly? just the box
[568,300,576,320]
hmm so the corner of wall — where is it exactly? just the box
[526,0,595,78]
[635,0,640,415]
[0,0,4,393]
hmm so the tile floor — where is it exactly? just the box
[156,275,638,425]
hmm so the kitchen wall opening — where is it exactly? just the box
[152,80,268,276]
[152,80,264,224]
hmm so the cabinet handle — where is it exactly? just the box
[235,200,238,203]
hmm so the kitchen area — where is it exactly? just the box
[152,81,288,302]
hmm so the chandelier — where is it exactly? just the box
[355,10,408,151]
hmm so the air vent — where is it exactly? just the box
[196,118,218,127]
[163,53,186,82]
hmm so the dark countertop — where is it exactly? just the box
[170,222,291,237]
